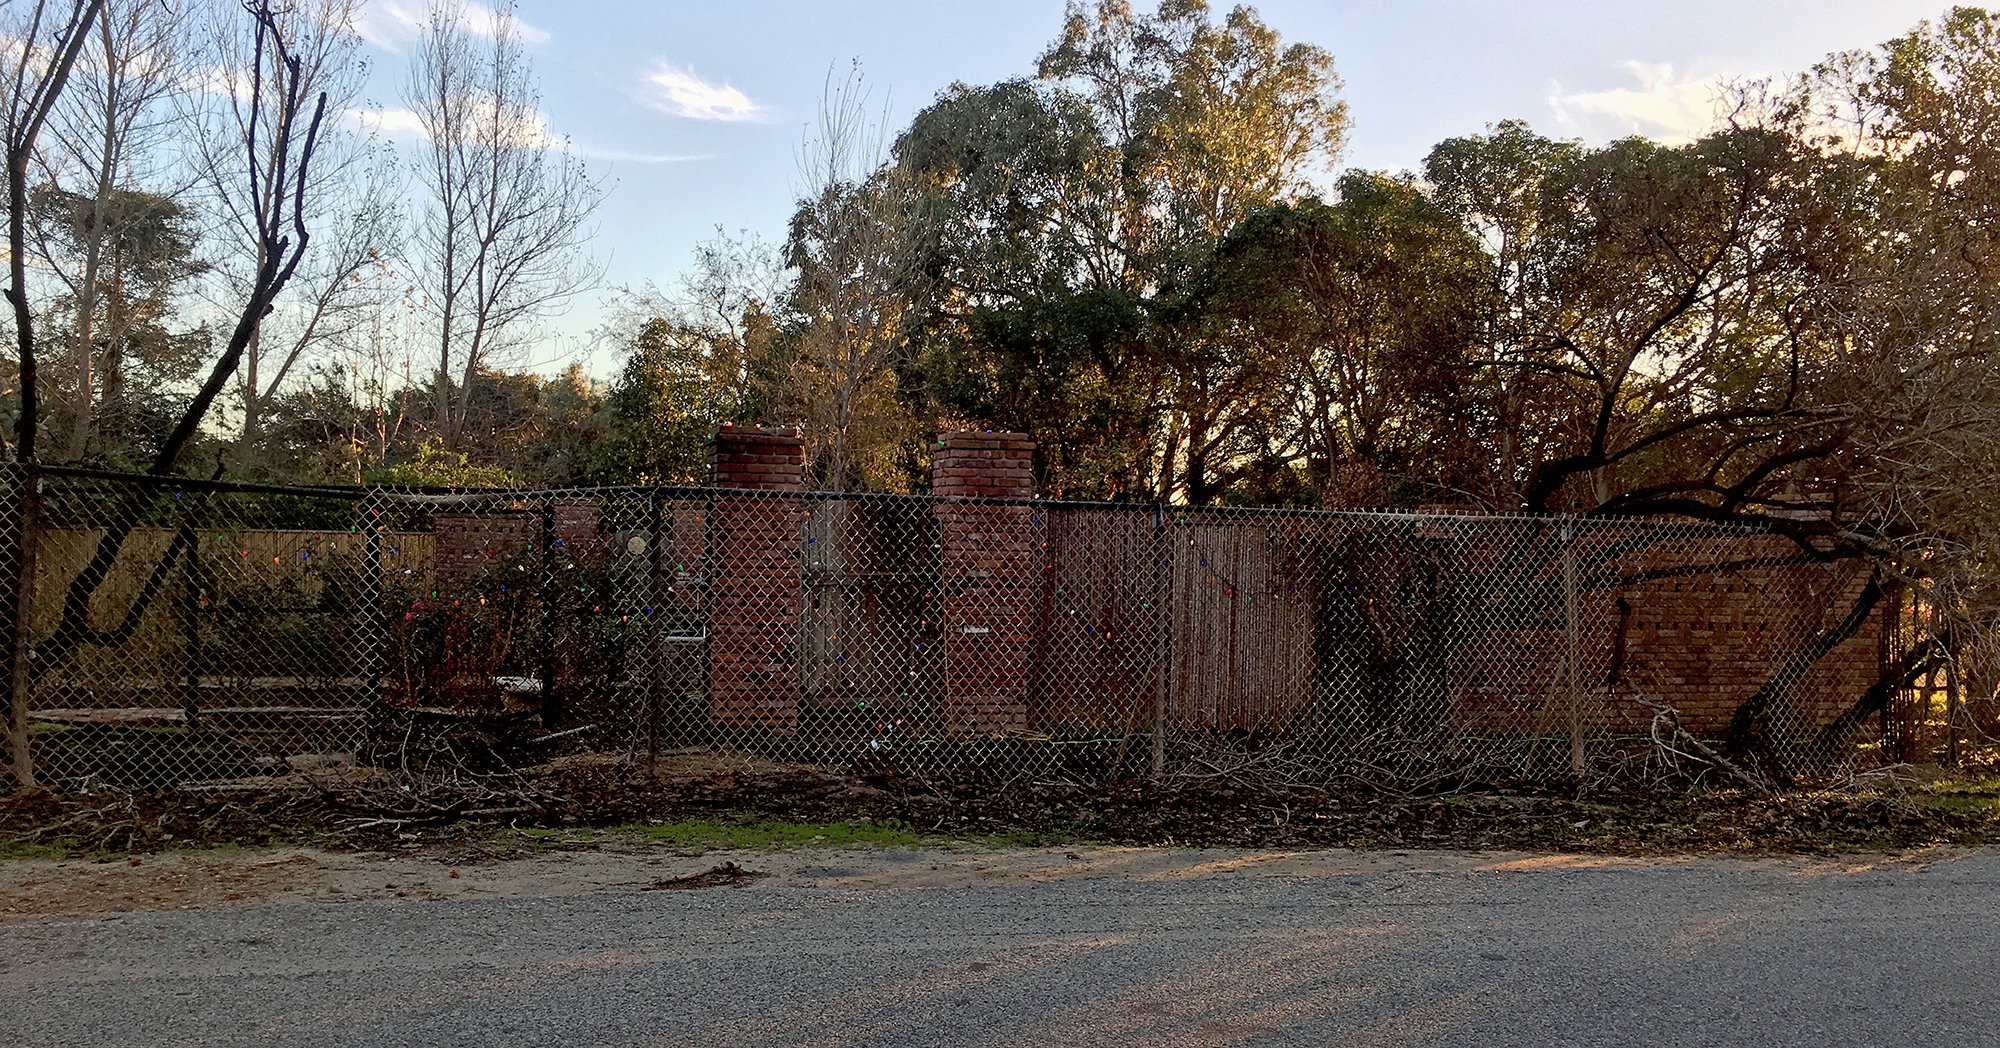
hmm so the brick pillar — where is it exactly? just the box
[706,426,806,732]
[934,432,1037,735]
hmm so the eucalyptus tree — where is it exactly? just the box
[1198,172,1490,507]
[1422,122,1842,519]
[30,0,195,461]
[2,0,108,465]
[903,0,1349,501]
[899,79,1158,497]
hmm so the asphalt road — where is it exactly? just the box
[6,849,1998,1048]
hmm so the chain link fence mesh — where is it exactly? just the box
[1,463,1910,792]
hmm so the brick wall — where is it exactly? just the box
[932,432,1035,499]
[706,426,806,731]
[934,432,1036,734]
[434,498,601,584]
[1609,535,1883,737]
[1449,530,1885,739]
[709,425,808,489]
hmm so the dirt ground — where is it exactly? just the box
[2,839,1979,920]
[3,746,1993,918]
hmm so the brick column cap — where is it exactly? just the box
[933,431,1035,500]
[708,425,803,448]
[709,425,806,491]
[935,431,1035,453]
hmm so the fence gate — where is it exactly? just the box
[798,496,943,744]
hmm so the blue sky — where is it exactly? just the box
[346,0,1953,374]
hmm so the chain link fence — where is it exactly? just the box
[0,463,1909,792]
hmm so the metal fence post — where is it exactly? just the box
[1152,504,1174,780]
[1563,521,1584,777]
[644,487,664,772]
[357,491,385,725]
[538,494,559,726]
[179,520,201,729]
[4,464,39,788]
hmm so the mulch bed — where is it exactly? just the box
[1,759,1989,857]
[538,762,1989,855]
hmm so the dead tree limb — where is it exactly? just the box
[1630,689,1774,796]
[1805,638,1947,767]
[1722,572,1887,764]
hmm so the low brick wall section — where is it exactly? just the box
[1610,535,1882,736]
[1452,531,1883,738]
[434,498,601,584]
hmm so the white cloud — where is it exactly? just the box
[352,1,424,50]
[1549,62,1741,145]
[638,63,765,122]
[575,146,712,163]
[344,101,557,151]
[346,106,429,140]
[355,0,551,54]
[488,105,556,149]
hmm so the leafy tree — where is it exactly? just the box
[1422,122,1839,518]
[29,185,207,463]
[253,365,374,483]
[443,364,608,488]
[1200,173,1490,507]
[364,439,518,488]
[599,317,755,485]
[594,232,782,485]
[903,0,1348,500]
[900,79,1162,496]
[1038,0,1347,255]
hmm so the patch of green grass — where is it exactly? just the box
[0,837,83,860]
[976,827,1098,848]
[0,835,269,862]
[0,829,285,863]
[1917,777,2000,796]
[1908,776,2000,814]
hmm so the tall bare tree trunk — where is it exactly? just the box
[65,86,118,459]
[4,470,39,787]
[239,324,262,444]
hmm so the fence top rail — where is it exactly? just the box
[1031,500,1766,531]
[7,464,1771,535]
[24,464,370,502]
